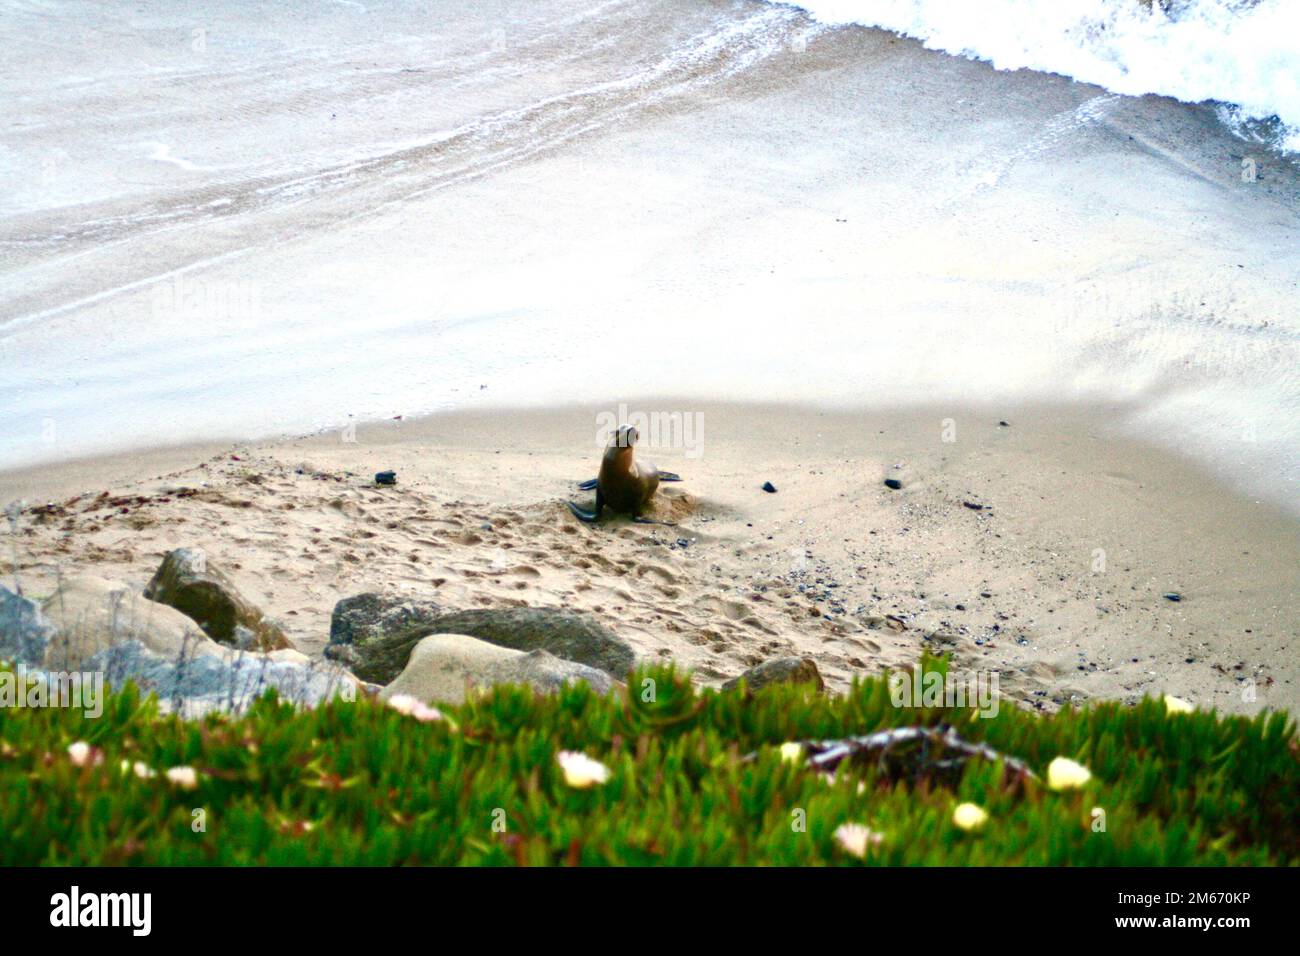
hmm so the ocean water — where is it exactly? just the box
[0,0,1296,511]
[770,0,1300,153]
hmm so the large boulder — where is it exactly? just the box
[86,640,360,718]
[325,602,636,685]
[329,592,443,651]
[378,633,619,707]
[144,548,291,651]
[721,656,825,693]
[0,585,56,666]
[39,575,224,670]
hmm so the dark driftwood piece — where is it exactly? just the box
[747,725,1038,788]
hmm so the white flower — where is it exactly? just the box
[952,802,989,831]
[1164,695,1194,715]
[119,760,156,780]
[779,742,804,764]
[165,766,199,791]
[386,693,419,715]
[387,694,444,723]
[67,741,93,767]
[834,823,885,858]
[1046,757,1092,791]
[410,701,444,723]
[557,750,610,789]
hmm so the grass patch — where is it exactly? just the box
[1,657,1295,865]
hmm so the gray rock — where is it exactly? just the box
[144,548,292,651]
[721,656,825,693]
[0,585,55,666]
[86,640,358,718]
[379,633,618,706]
[325,602,636,685]
[329,592,443,648]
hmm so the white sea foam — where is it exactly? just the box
[768,0,1300,152]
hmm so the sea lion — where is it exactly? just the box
[568,424,682,524]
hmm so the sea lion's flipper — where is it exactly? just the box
[567,488,604,523]
[656,471,683,482]
[577,478,599,491]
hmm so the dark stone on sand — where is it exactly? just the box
[329,592,444,649]
[761,481,777,493]
[375,471,397,485]
[962,501,984,510]
[999,420,1010,426]
[325,601,636,685]
[721,656,824,693]
[884,478,903,490]
[1163,592,1183,602]
[145,549,291,651]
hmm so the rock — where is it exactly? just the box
[0,585,56,666]
[1163,592,1183,602]
[761,481,777,493]
[924,628,961,646]
[884,478,903,490]
[721,656,824,693]
[375,471,397,485]
[39,575,224,669]
[144,549,291,651]
[329,592,443,649]
[325,603,636,684]
[379,634,618,706]
[86,640,359,717]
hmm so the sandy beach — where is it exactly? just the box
[3,400,1295,715]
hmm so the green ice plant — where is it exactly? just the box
[0,655,1295,866]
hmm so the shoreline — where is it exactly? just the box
[4,399,1295,717]
[3,2,1298,517]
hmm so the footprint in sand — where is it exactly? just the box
[636,562,680,584]
[699,596,752,621]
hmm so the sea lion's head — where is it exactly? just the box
[612,424,639,449]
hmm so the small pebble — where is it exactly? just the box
[1163,592,1182,602]
[761,481,777,493]
[884,478,902,490]
[375,471,397,486]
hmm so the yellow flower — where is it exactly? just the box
[557,750,610,789]
[779,742,804,764]
[165,766,199,791]
[1047,756,1092,791]
[834,823,885,858]
[952,802,988,831]
[1164,695,1194,715]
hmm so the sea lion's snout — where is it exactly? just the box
[614,424,639,448]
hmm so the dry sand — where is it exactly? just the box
[2,400,1294,716]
